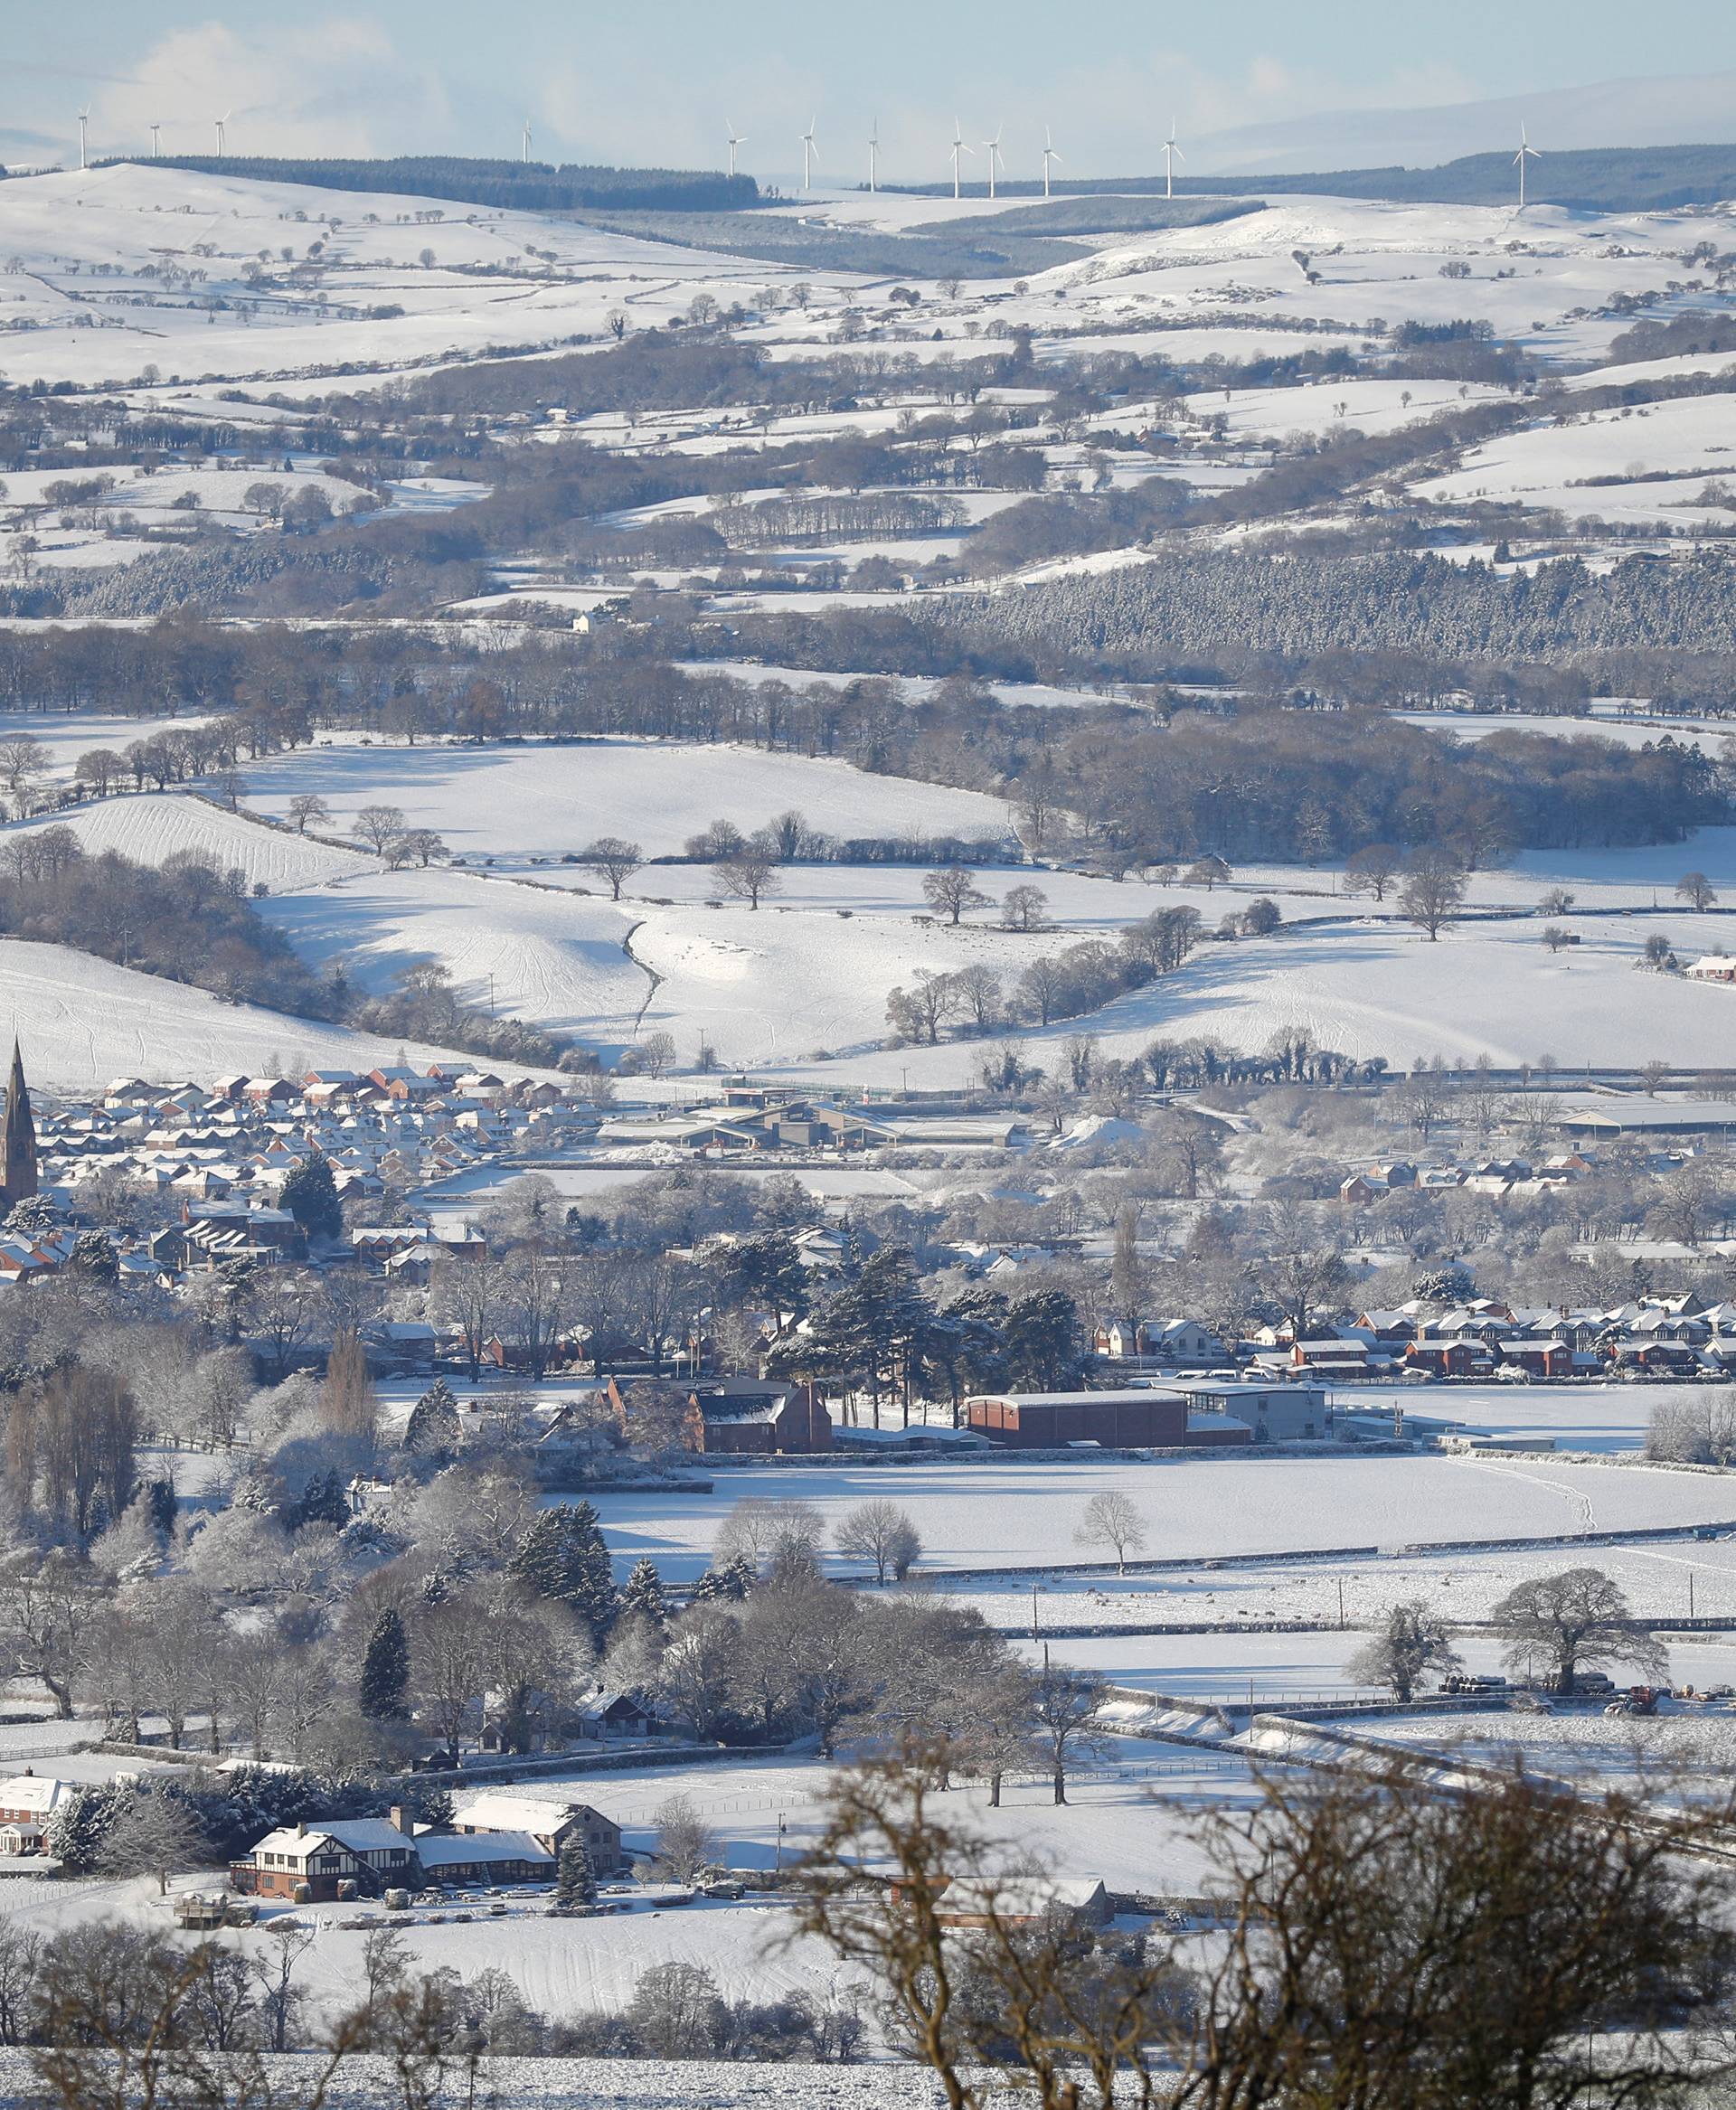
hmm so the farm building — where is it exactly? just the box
[964,1389,1247,1449]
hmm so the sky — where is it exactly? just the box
[5,3,1736,184]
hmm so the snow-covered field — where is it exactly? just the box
[6,792,372,892]
[237,739,1010,863]
[268,868,647,1050]
[590,1454,1736,1581]
[750,909,1736,1087]
[1414,393,1736,524]
[0,937,510,1095]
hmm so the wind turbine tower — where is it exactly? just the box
[800,118,818,192]
[76,108,89,172]
[948,118,974,201]
[1042,125,1062,199]
[868,118,880,193]
[1514,123,1541,210]
[522,118,533,164]
[726,121,746,179]
[149,122,162,159]
[982,123,1004,201]
[214,111,230,156]
[1162,118,1184,200]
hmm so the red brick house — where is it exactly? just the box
[685,1380,833,1454]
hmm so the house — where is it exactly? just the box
[230,1813,420,1900]
[1092,1317,1222,1363]
[451,1792,627,1872]
[1404,1339,1495,1379]
[575,1691,655,1742]
[1283,1339,1382,1380]
[1687,956,1736,984]
[684,1380,833,1455]
[0,1774,71,1851]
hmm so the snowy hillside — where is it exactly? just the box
[0,937,512,1093]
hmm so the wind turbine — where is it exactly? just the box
[521,118,533,165]
[1514,122,1541,210]
[981,123,1004,201]
[76,107,89,172]
[800,117,817,192]
[148,121,162,159]
[1162,118,1184,201]
[214,111,230,156]
[948,118,975,201]
[867,118,880,193]
[726,120,746,180]
[1042,125,1062,200]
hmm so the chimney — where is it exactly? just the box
[297,1822,307,1838]
[390,1804,408,1835]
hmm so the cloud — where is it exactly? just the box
[82,14,451,162]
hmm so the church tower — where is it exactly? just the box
[2,1041,37,1210]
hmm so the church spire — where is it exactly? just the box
[2,1040,37,1210]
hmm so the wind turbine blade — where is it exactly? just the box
[1174,143,1184,162]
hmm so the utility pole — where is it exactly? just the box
[1336,1577,1345,1629]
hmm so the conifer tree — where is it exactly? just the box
[403,1377,462,1458]
[359,1608,410,1720]
[509,1502,618,1644]
[553,1827,598,1913]
[279,1152,343,1242]
[618,1557,668,1634]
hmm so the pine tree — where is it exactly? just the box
[279,1152,343,1242]
[509,1502,618,1645]
[691,1568,728,1604]
[618,1558,668,1634]
[292,1467,348,1531]
[553,1828,598,1914]
[717,1554,758,1601]
[44,1785,127,1873]
[145,1479,176,1537]
[403,1377,461,1457]
[359,1608,410,1720]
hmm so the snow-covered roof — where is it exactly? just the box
[452,1792,588,1834]
[0,1776,72,1816]
[413,1829,552,1869]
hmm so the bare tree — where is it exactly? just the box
[95,1794,206,1895]
[1072,1490,1147,1575]
[1676,871,1718,911]
[834,1500,922,1586]
[651,1793,719,1882]
[579,837,643,900]
[352,804,408,856]
[716,849,780,909]
[1491,1567,1667,1694]
[921,867,990,926]
[1029,1663,1109,1804]
[788,1747,1736,2110]
[1399,848,1467,941]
